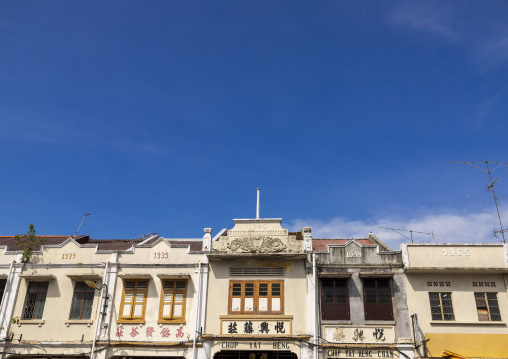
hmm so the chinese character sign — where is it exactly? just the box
[222,320,291,335]
[113,325,186,340]
[324,326,395,343]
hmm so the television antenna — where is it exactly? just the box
[76,213,91,236]
[450,160,508,243]
[378,227,434,243]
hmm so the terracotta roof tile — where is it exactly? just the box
[167,240,202,251]
[288,232,303,240]
[0,236,71,251]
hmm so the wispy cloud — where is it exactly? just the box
[0,109,170,156]
[389,2,508,69]
[391,2,462,43]
[288,207,507,249]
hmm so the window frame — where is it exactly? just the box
[228,280,284,315]
[321,278,350,321]
[363,278,393,321]
[0,279,7,308]
[158,279,188,324]
[118,279,149,324]
[429,292,455,321]
[22,281,49,320]
[475,292,501,321]
[69,281,96,320]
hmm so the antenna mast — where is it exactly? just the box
[76,213,91,236]
[256,188,260,219]
[378,227,434,243]
[450,160,508,243]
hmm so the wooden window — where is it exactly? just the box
[118,280,148,323]
[22,282,49,320]
[475,292,501,321]
[429,292,454,321]
[159,280,187,323]
[228,280,283,314]
[69,281,95,320]
[363,278,393,321]
[321,279,350,320]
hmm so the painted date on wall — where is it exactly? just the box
[442,249,470,256]
[154,252,169,259]
[346,251,362,258]
[62,253,76,259]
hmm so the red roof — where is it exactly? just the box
[0,236,71,251]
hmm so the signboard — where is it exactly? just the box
[221,319,292,335]
[323,326,395,344]
[326,349,399,358]
[217,341,297,351]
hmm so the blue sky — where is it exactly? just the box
[1,1,508,247]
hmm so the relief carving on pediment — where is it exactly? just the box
[228,236,287,253]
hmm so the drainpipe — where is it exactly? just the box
[313,254,318,359]
[193,262,203,359]
[90,260,109,359]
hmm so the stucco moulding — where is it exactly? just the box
[66,273,103,280]
[212,218,304,255]
[19,274,56,281]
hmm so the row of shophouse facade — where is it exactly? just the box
[0,216,507,359]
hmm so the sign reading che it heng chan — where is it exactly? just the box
[327,349,399,359]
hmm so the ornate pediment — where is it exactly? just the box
[228,237,287,253]
[211,218,305,255]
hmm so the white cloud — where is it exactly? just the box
[389,2,508,69]
[0,109,170,156]
[287,208,507,250]
[390,2,462,43]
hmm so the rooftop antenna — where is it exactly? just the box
[256,188,260,219]
[378,227,434,243]
[450,160,508,243]
[76,213,91,236]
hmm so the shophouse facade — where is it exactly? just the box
[0,216,430,359]
[313,234,413,359]
[402,243,508,359]
[0,234,207,359]
[201,218,315,359]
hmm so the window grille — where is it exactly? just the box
[23,282,49,320]
[69,281,95,320]
[475,292,501,321]
[429,292,454,321]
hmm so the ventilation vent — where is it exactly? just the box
[230,267,285,276]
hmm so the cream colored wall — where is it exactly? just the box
[9,240,203,346]
[10,267,103,343]
[8,240,108,347]
[405,272,508,334]
[117,239,200,264]
[34,240,112,264]
[109,272,196,342]
[205,258,308,336]
[406,244,506,269]
[109,242,202,342]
